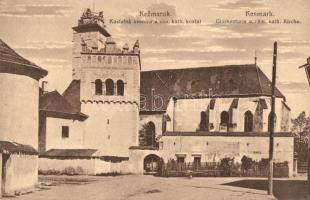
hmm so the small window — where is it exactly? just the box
[193,156,201,169]
[108,56,112,64]
[117,80,124,96]
[177,156,185,163]
[105,79,114,95]
[95,79,102,95]
[62,126,69,138]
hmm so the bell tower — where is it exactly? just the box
[72,8,111,80]
[71,8,141,157]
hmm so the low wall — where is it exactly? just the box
[3,154,38,194]
[160,135,295,177]
[39,157,129,175]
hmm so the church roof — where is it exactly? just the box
[0,39,47,80]
[140,64,285,111]
[40,90,87,120]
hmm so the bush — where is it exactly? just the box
[220,157,235,176]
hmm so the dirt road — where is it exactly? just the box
[7,175,279,200]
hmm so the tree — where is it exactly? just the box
[291,111,310,162]
[291,111,310,141]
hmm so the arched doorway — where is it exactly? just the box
[144,154,160,174]
[145,122,156,147]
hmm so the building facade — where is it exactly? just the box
[38,8,294,177]
[39,9,140,174]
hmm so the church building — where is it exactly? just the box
[38,8,294,177]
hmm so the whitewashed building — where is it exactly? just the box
[0,39,47,195]
[38,8,294,177]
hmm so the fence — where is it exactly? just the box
[156,159,289,178]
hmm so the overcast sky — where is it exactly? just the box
[0,0,309,117]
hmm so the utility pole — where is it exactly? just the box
[268,41,277,195]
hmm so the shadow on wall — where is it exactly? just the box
[223,179,309,200]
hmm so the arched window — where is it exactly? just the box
[268,112,277,132]
[244,110,253,132]
[145,122,156,147]
[116,80,124,96]
[220,111,229,131]
[199,111,207,131]
[95,79,102,95]
[105,79,114,95]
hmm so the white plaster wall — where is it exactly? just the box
[81,103,139,157]
[39,158,96,174]
[160,136,294,177]
[45,117,84,151]
[39,158,128,175]
[0,73,39,149]
[128,149,161,174]
[80,61,140,103]
[165,96,289,133]
[4,154,38,194]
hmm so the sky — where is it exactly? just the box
[0,0,309,117]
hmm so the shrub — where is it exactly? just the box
[241,156,254,171]
[220,157,234,176]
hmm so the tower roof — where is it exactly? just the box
[72,8,111,37]
[0,39,48,80]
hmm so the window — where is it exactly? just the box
[199,111,209,131]
[105,79,114,95]
[268,112,277,132]
[145,122,156,147]
[193,156,201,169]
[118,56,122,64]
[128,56,132,65]
[98,56,102,63]
[116,80,124,96]
[62,126,69,138]
[220,111,229,131]
[95,79,102,95]
[108,56,112,64]
[177,156,185,163]
[244,110,254,132]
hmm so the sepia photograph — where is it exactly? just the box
[0,0,309,199]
